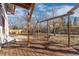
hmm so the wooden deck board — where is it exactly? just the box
[0,41,78,56]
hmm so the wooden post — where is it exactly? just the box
[27,16,31,46]
[67,15,71,47]
[37,21,39,39]
[47,20,50,41]
[27,4,35,46]
[52,7,56,36]
[74,17,77,32]
[53,20,56,36]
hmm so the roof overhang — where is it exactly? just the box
[13,3,32,9]
[5,3,34,14]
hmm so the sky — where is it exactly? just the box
[8,3,79,28]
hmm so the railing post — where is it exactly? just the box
[53,21,56,36]
[67,15,71,47]
[47,20,50,41]
[37,21,39,39]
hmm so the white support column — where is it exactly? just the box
[1,3,9,36]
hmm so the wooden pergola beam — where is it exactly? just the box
[38,4,79,23]
[38,12,74,23]
[68,4,79,13]
[13,3,32,9]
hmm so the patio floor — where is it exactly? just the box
[0,41,79,56]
